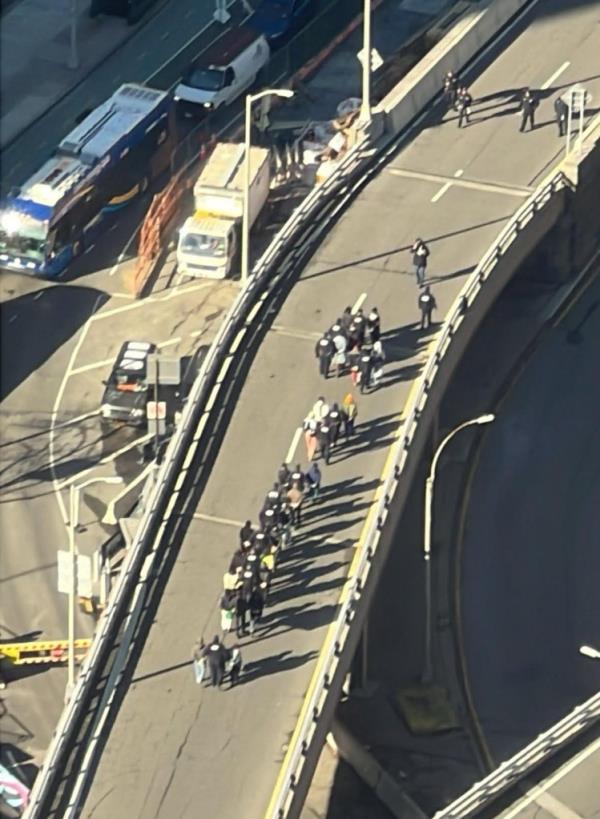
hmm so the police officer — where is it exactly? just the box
[366,308,381,343]
[239,520,254,547]
[418,286,437,329]
[554,95,568,137]
[519,88,538,132]
[277,462,291,488]
[327,403,342,446]
[315,333,333,379]
[318,422,332,465]
[206,635,227,687]
[457,86,473,128]
[340,305,353,332]
[443,70,459,109]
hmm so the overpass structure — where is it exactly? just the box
[25,0,600,817]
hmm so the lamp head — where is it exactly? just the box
[580,645,600,659]
[476,413,495,425]
[276,89,294,100]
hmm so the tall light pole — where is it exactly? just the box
[242,87,294,286]
[580,645,600,659]
[66,475,123,702]
[359,0,372,124]
[422,413,495,682]
[68,0,79,70]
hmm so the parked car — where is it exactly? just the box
[100,340,156,427]
[174,25,270,115]
[250,0,317,45]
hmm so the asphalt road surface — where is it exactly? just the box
[459,267,600,765]
[78,2,600,817]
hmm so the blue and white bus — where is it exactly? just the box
[0,84,175,277]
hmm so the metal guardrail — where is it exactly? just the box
[433,691,600,818]
[22,134,371,818]
[264,168,572,819]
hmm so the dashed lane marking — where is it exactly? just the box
[541,60,570,90]
[352,292,367,313]
[431,168,464,203]
[389,167,533,198]
[285,427,303,464]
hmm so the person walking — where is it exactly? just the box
[366,308,381,343]
[358,350,373,395]
[220,589,236,634]
[192,637,207,685]
[306,460,322,499]
[315,333,333,379]
[239,520,254,547]
[519,88,538,132]
[225,645,243,688]
[331,327,348,377]
[554,95,568,137]
[411,238,430,286]
[340,305,353,332]
[327,403,342,446]
[457,86,473,128]
[286,480,304,527]
[290,463,305,491]
[341,393,358,439]
[235,590,248,638]
[206,635,227,688]
[370,340,386,389]
[317,422,332,465]
[418,285,437,329]
[303,417,319,461]
[248,586,264,635]
[443,70,459,109]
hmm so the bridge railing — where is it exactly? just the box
[265,166,572,819]
[432,692,600,818]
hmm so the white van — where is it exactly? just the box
[174,25,270,112]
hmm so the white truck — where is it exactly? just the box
[177,142,271,279]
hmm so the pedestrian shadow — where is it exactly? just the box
[269,575,346,607]
[131,659,192,684]
[239,649,319,685]
[426,265,475,286]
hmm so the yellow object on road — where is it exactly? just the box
[0,639,92,665]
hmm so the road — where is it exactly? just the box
[0,0,444,781]
[459,266,600,765]
[76,2,600,817]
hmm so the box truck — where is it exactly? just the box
[177,142,271,279]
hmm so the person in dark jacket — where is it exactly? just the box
[418,286,437,329]
[206,635,227,688]
[411,238,430,286]
[340,305,353,332]
[306,461,322,499]
[327,403,342,446]
[277,462,291,488]
[248,586,264,634]
[554,96,568,137]
[318,422,332,465]
[443,70,459,109]
[239,520,254,547]
[457,86,473,128]
[519,88,538,132]
[366,308,381,344]
[315,333,333,379]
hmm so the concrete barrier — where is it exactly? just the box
[378,0,532,136]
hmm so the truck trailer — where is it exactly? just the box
[176,141,271,279]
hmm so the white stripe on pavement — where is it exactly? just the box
[286,427,303,464]
[541,60,570,90]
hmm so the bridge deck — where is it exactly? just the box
[81,2,600,816]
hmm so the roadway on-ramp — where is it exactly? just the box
[68,1,600,816]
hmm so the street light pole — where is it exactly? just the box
[68,0,79,70]
[241,87,294,286]
[360,0,372,124]
[66,475,123,702]
[422,413,495,683]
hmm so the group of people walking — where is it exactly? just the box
[315,305,385,393]
[192,456,329,689]
[302,394,358,465]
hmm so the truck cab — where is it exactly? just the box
[177,214,236,279]
[100,340,156,426]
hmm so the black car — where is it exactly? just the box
[100,340,156,427]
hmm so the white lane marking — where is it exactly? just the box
[84,243,96,255]
[148,0,238,88]
[9,314,17,323]
[352,292,367,313]
[109,226,142,277]
[70,337,182,376]
[390,167,531,197]
[270,325,321,342]
[500,736,600,819]
[285,427,303,464]
[56,433,153,491]
[52,410,100,432]
[193,512,244,528]
[33,291,44,300]
[542,60,570,90]
[431,168,463,202]
[49,294,104,525]
[160,30,170,40]
[90,280,214,321]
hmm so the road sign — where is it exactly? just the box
[147,401,167,436]
[57,551,93,597]
[357,47,383,72]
